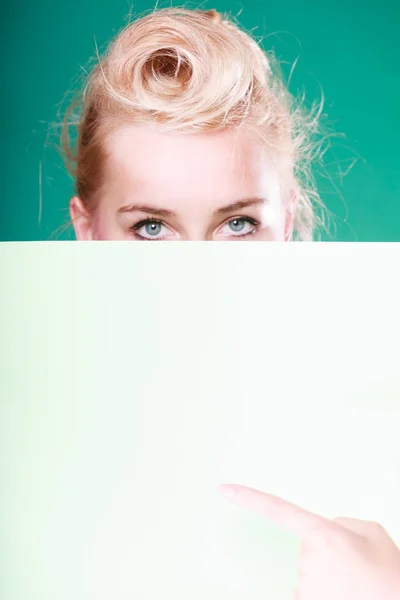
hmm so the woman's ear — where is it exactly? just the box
[70,196,95,240]
[284,188,297,241]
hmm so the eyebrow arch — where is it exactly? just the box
[213,197,268,216]
[118,197,268,218]
[118,203,176,217]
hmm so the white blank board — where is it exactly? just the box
[1,243,400,600]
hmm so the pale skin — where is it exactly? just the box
[219,484,400,600]
[70,126,296,241]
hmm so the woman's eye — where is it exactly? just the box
[131,220,169,240]
[219,217,257,237]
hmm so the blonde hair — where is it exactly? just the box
[62,7,327,240]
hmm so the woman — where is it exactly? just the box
[62,8,325,241]
[60,6,400,597]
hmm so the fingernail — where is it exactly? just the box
[219,484,238,499]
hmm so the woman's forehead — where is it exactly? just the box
[104,125,279,195]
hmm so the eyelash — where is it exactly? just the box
[130,218,163,232]
[233,217,259,238]
[129,216,260,240]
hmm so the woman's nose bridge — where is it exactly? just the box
[180,217,212,241]
[184,230,209,241]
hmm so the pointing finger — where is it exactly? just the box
[219,484,345,540]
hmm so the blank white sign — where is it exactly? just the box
[1,243,399,600]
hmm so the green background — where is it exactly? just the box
[2,0,399,241]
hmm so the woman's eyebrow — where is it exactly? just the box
[118,198,267,217]
[118,203,176,217]
[214,197,267,216]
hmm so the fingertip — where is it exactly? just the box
[218,483,239,500]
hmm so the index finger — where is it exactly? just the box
[219,484,343,539]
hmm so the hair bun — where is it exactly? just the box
[99,7,269,128]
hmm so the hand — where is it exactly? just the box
[219,484,400,600]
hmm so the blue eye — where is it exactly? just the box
[229,218,246,233]
[144,222,162,236]
[130,219,170,240]
[219,217,258,237]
